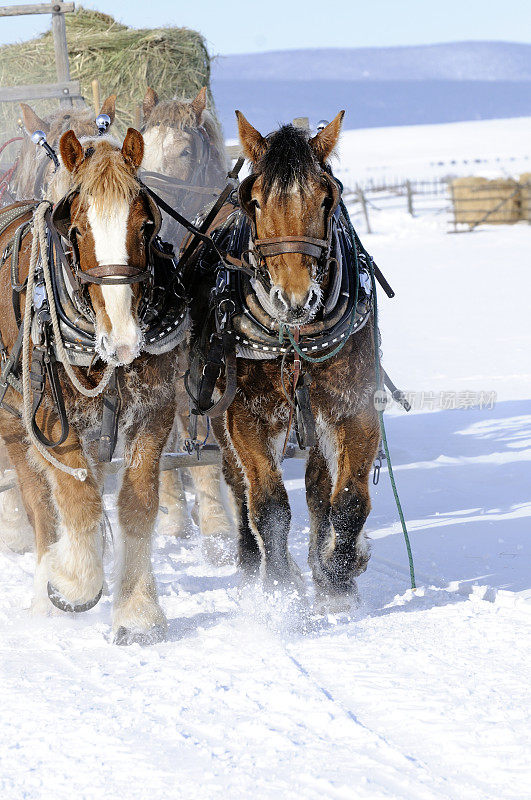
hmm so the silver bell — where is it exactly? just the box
[31,130,47,146]
[316,119,329,132]
[96,114,111,135]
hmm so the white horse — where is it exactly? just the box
[141,88,234,562]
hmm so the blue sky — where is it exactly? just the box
[1,0,529,55]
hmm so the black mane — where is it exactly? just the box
[258,124,319,198]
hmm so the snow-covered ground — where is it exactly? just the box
[1,124,530,799]
[335,116,531,183]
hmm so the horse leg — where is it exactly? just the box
[189,463,234,564]
[0,437,34,553]
[113,404,175,645]
[311,410,379,595]
[36,430,104,612]
[158,467,190,536]
[212,420,260,575]
[0,421,57,611]
[305,446,333,587]
[219,404,297,590]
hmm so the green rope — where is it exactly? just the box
[357,207,416,590]
[377,406,416,589]
[283,199,416,590]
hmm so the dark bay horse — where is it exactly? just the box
[0,130,184,643]
[188,112,380,602]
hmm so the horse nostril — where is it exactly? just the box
[271,286,290,312]
[305,287,320,310]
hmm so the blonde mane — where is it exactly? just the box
[77,138,139,211]
[48,135,140,208]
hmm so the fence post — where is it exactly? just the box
[51,6,72,108]
[406,180,414,216]
[91,79,100,114]
[293,117,309,131]
[356,184,372,234]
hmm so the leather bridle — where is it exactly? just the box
[238,171,342,287]
[140,125,217,217]
[51,185,162,288]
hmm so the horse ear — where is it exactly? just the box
[20,103,50,135]
[60,130,84,173]
[122,128,144,170]
[143,87,158,122]
[191,86,207,123]
[98,94,116,124]
[309,111,345,163]
[236,111,267,163]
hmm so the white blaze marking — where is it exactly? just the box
[87,198,140,357]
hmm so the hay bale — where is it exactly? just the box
[0,7,211,137]
[519,173,531,222]
[451,176,521,226]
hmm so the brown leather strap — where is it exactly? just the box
[256,235,327,248]
[280,328,301,459]
[254,234,328,260]
[203,348,238,418]
[78,264,151,285]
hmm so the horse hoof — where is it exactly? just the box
[313,584,360,616]
[47,583,103,614]
[113,624,167,647]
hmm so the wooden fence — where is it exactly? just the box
[0,2,82,108]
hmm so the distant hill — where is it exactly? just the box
[210,42,531,137]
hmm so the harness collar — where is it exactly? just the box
[205,206,372,361]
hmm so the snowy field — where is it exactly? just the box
[335,115,531,184]
[1,120,531,799]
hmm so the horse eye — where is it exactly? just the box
[252,198,261,210]
[180,149,192,157]
[321,197,332,209]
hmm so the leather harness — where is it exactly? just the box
[183,172,373,441]
[0,186,188,461]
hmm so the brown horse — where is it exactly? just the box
[0,98,118,550]
[0,129,184,644]
[141,87,234,556]
[188,112,380,603]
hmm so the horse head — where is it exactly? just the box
[55,128,161,366]
[141,87,213,179]
[14,96,117,202]
[140,87,226,239]
[236,111,345,326]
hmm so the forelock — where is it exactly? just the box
[258,125,320,199]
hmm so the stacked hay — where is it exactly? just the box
[519,173,531,222]
[0,7,211,137]
[451,177,521,226]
